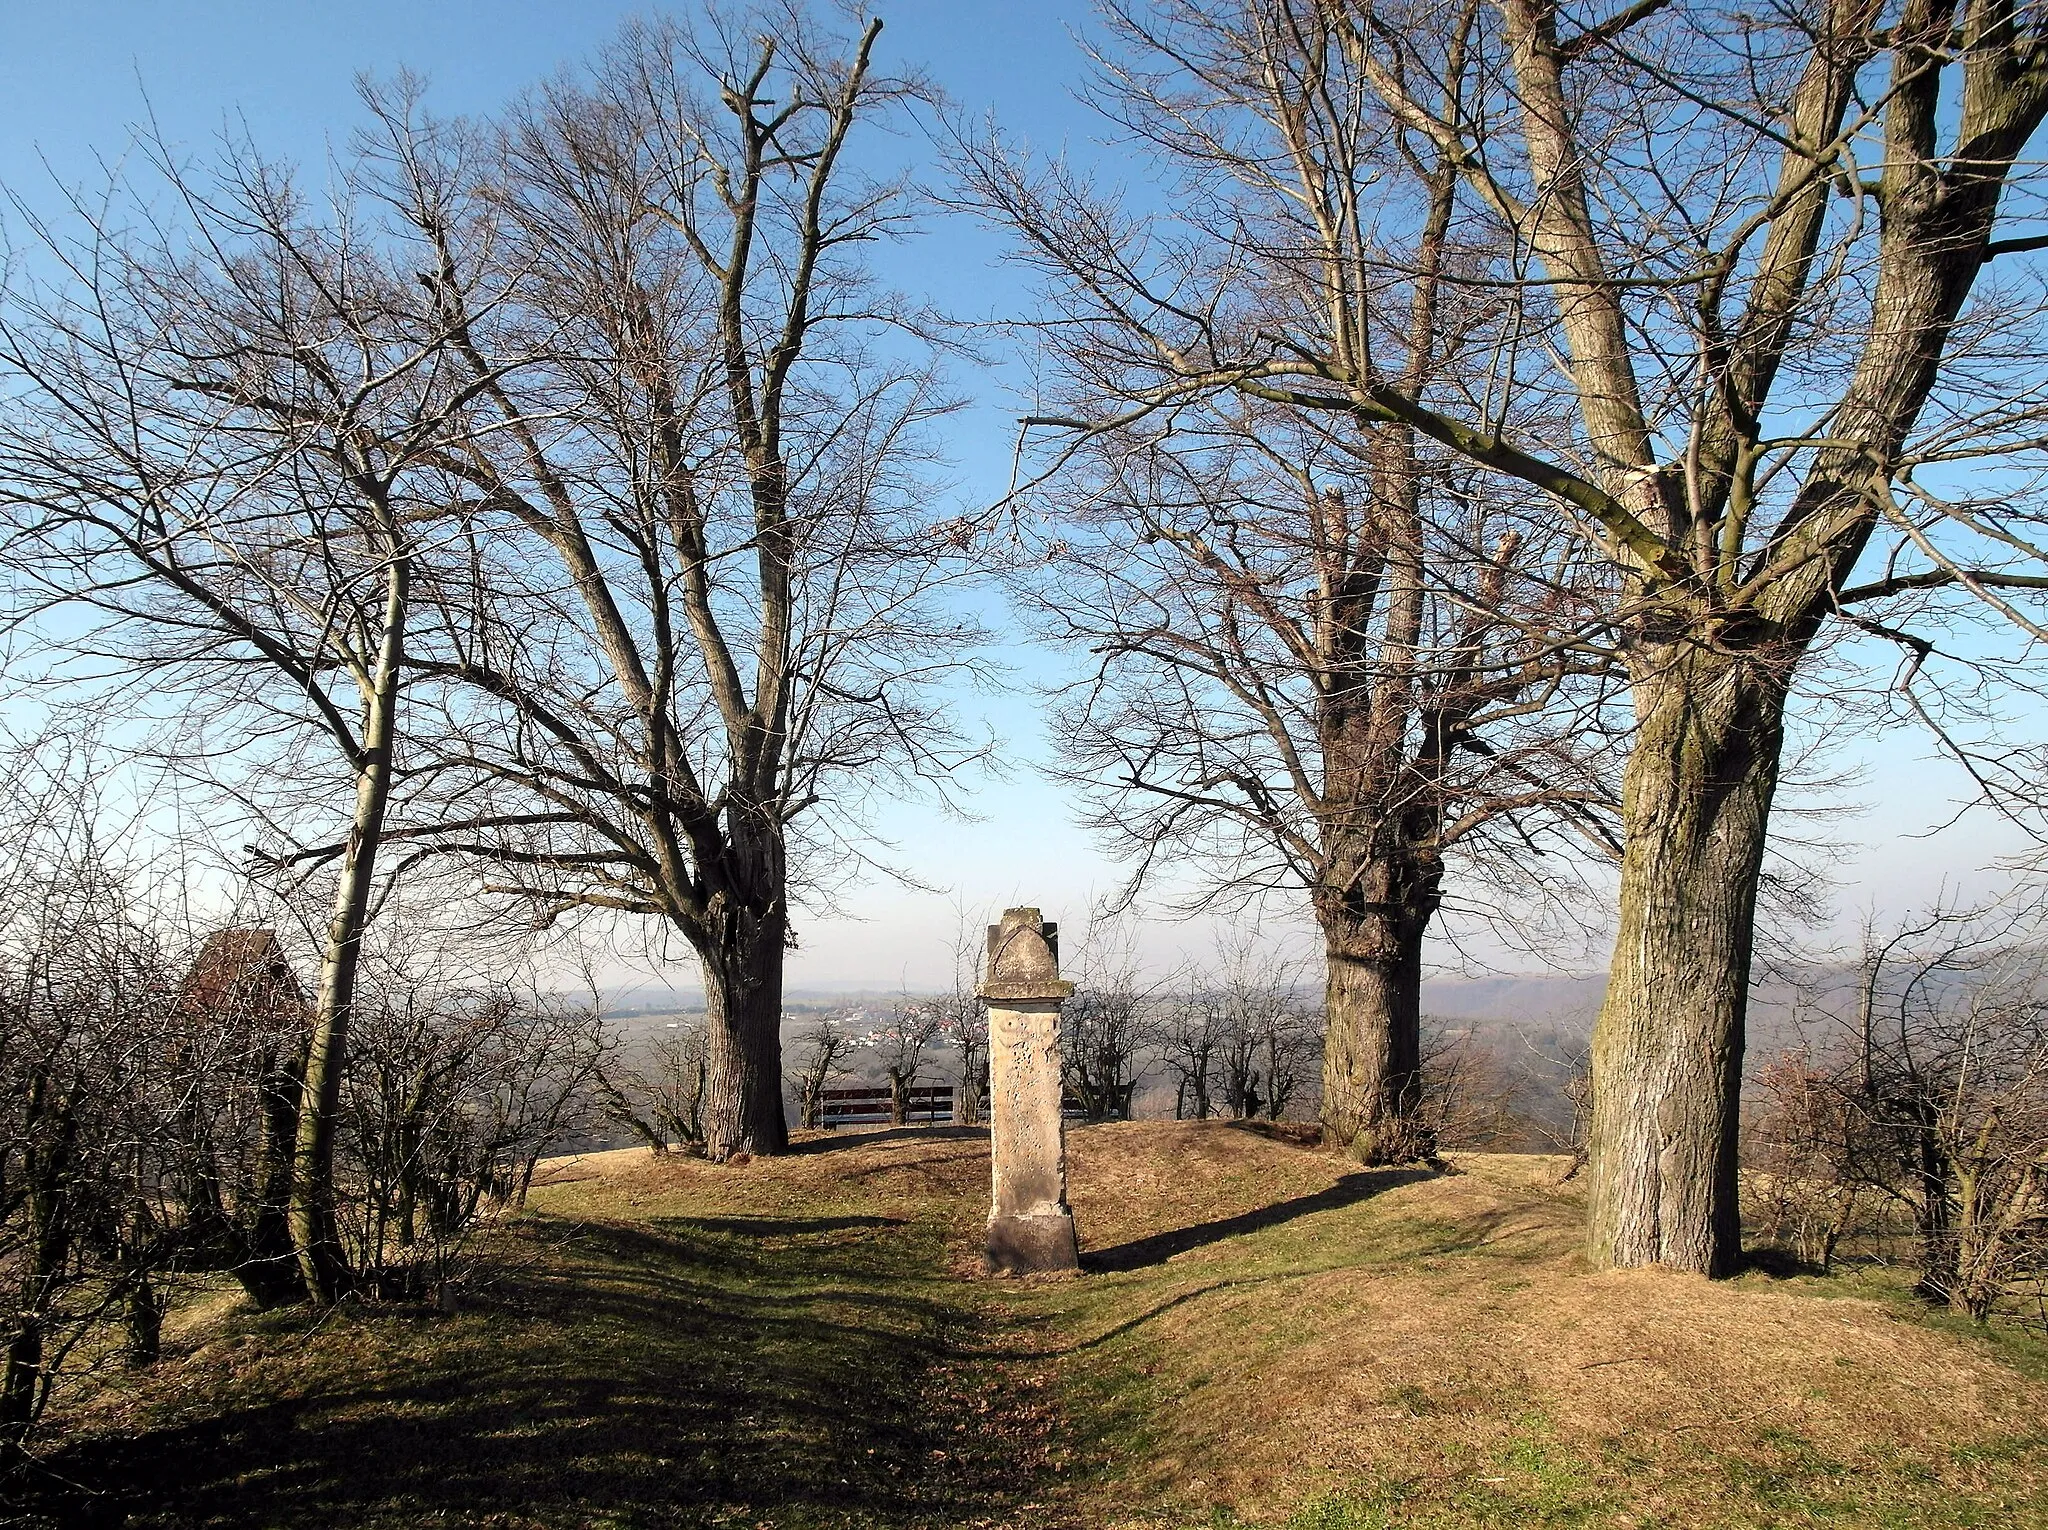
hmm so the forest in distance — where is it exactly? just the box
[4,0,2048,1511]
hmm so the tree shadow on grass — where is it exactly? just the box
[669,1213,905,1238]
[789,1124,989,1154]
[18,1213,1049,1530]
[1083,1167,1437,1273]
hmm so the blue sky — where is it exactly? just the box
[0,2,2030,992]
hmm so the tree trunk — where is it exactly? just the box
[234,1042,306,1307]
[290,555,408,1304]
[1587,642,1785,1275]
[1907,1101,1953,1299]
[123,1276,164,1367]
[799,1077,825,1130]
[699,899,789,1160]
[2,1074,74,1449]
[0,1321,43,1451]
[1317,858,1439,1164]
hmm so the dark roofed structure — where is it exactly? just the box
[179,928,306,1021]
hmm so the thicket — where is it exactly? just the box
[0,789,607,1450]
[1746,912,2048,1322]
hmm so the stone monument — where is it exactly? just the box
[979,907,1080,1274]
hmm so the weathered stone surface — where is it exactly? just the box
[979,908,1080,1275]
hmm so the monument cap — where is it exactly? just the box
[978,906,1075,1001]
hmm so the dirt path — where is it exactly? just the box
[16,1130,1075,1529]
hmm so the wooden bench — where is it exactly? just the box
[819,1084,957,1126]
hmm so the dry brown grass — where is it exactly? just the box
[18,1119,2046,1528]
[1029,1129,2048,1526]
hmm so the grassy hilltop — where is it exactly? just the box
[19,1122,2047,1529]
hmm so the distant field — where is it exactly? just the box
[20,1122,2046,1528]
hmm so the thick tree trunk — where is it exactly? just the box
[1587,642,1785,1275]
[699,900,789,1160]
[1317,857,1439,1164]
[290,556,407,1304]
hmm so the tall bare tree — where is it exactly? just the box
[395,10,986,1160]
[0,94,500,1299]
[964,2,1617,1162]
[968,0,2048,1271]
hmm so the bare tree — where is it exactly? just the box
[861,1001,947,1124]
[1184,937,1321,1121]
[941,998,990,1127]
[1062,913,1162,1122]
[965,0,2048,1271]
[1756,906,2048,1315]
[0,93,505,1301]
[926,900,992,1125]
[601,1022,715,1154]
[962,3,1618,1163]
[1157,996,1222,1119]
[787,1016,852,1129]
[1257,997,1323,1121]
[387,10,988,1162]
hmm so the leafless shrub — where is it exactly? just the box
[1746,1052,1874,1272]
[336,968,609,1298]
[1748,909,2048,1319]
[600,1024,713,1155]
[787,1019,853,1131]
[0,748,199,1447]
[1416,1025,1529,1153]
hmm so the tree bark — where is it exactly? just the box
[1,1073,75,1449]
[1587,641,1785,1275]
[1317,854,1440,1163]
[233,1042,307,1308]
[0,1322,43,1452]
[122,1276,164,1367]
[290,554,408,1304]
[698,898,789,1160]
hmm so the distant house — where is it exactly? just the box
[179,927,306,1025]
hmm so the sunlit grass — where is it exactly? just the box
[16,1127,2047,1529]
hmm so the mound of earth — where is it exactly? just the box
[17,1120,2045,1528]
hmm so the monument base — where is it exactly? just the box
[985,1210,1080,1275]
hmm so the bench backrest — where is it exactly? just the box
[818,1083,956,1124]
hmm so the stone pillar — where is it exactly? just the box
[979,907,1080,1275]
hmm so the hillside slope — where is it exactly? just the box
[17,1123,2046,1528]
